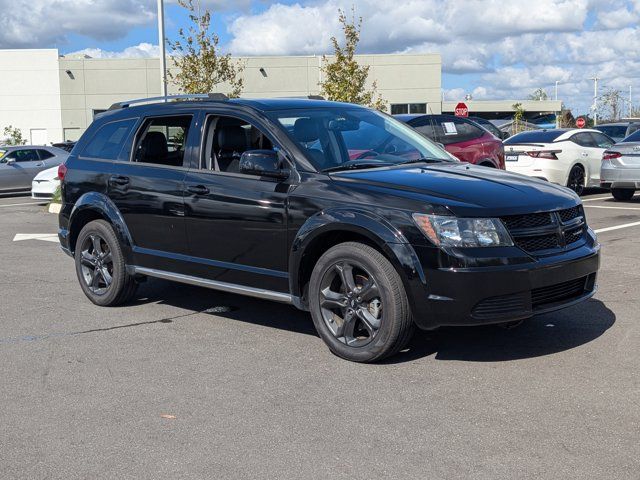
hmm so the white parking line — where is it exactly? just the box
[0,202,43,208]
[594,221,640,234]
[582,196,613,202]
[584,205,640,211]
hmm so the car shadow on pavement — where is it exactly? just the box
[384,299,615,364]
[131,279,318,336]
[131,280,615,364]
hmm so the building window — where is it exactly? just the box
[390,103,427,115]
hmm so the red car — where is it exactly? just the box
[397,114,505,169]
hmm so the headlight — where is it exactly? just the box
[412,214,513,248]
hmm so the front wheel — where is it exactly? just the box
[567,165,585,195]
[308,242,414,363]
[74,220,137,306]
[611,188,635,201]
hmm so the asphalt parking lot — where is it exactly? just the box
[1,191,638,479]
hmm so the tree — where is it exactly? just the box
[511,103,526,134]
[528,88,549,101]
[319,8,385,110]
[167,0,243,97]
[598,88,624,122]
[2,125,26,146]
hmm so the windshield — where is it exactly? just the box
[268,106,454,171]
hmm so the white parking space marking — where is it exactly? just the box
[594,221,640,234]
[584,205,640,211]
[582,196,614,202]
[13,233,59,243]
[0,202,44,208]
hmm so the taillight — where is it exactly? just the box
[57,163,67,181]
[526,150,560,159]
[602,151,621,161]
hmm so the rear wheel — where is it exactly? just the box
[611,188,635,201]
[567,165,585,195]
[74,220,137,306]
[308,242,414,363]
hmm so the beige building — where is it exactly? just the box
[1,48,562,144]
[0,49,442,144]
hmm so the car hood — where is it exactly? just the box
[33,165,60,181]
[331,162,580,216]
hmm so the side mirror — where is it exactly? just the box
[6,158,15,165]
[501,131,510,140]
[239,150,289,179]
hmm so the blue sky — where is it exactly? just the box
[1,0,639,116]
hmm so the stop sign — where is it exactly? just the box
[576,117,586,128]
[454,102,469,117]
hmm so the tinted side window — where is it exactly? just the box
[597,126,627,138]
[590,132,614,148]
[10,149,39,162]
[82,119,136,160]
[572,132,597,147]
[37,150,55,160]
[409,118,437,140]
[432,117,483,145]
[134,115,192,167]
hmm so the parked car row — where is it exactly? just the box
[0,146,68,196]
[394,113,638,202]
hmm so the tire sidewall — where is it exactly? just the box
[309,244,403,362]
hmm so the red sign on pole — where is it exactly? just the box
[454,102,469,117]
[576,117,586,128]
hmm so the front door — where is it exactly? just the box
[0,149,44,190]
[182,113,291,292]
[107,113,196,271]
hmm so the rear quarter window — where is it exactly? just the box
[81,119,137,160]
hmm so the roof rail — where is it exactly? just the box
[108,93,229,111]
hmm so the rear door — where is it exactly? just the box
[571,132,605,184]
[107,112,196,271]
[430,116,485,163]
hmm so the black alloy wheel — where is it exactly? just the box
[318,261,383,347]
[74,220,138,306]
[79,233,114,295]
[309,242,414,363]
[567,165,585,195]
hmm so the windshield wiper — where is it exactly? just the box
[322,162,393,173]
[400,157,452,165]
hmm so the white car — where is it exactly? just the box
[503,129,615,195]
[31,165,60,200]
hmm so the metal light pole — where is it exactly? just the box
[555,81,559,101]
[589,76,599,126]
[157,0,168,100]
[630,85,633,118]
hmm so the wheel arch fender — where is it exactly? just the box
[289,208,426,301]
[68,192,133,261]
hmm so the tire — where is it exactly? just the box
[308,242,414,363]
[567,165,585,195]
[74,219,137,306]
[611,188,635,201]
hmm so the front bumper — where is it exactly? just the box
[406,242,600,330]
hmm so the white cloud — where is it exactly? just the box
[66,43,160,59]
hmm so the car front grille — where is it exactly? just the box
[531,275,593,309]
[471,273,596,320]
[501,206,586,255]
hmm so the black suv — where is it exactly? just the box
[58,95,600,362]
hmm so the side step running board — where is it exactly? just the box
[132,267,293,304]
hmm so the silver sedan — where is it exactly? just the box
[0,145,68,194]
[601,129,640,201]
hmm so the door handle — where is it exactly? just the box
[109,175,130,186]
[36,162,45,167]
[187,185,210,195]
